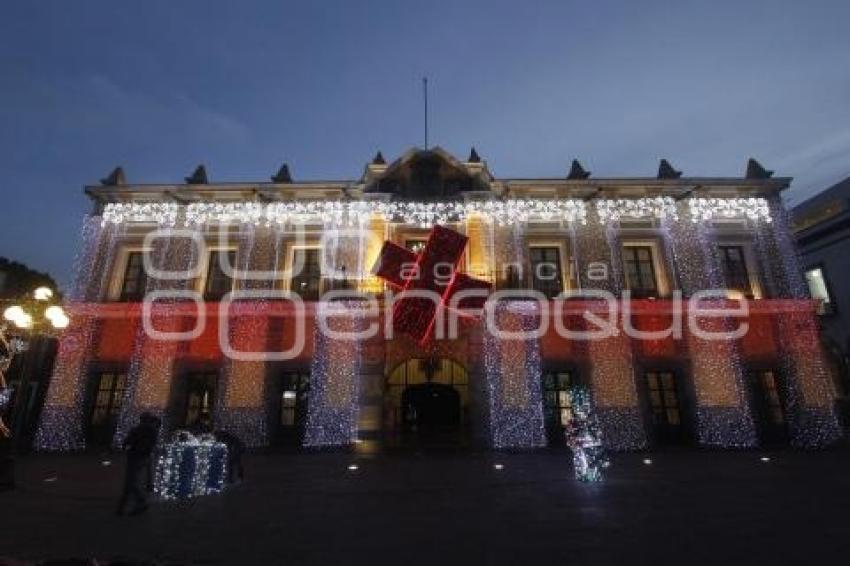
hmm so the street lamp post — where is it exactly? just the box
[1,286,70,450]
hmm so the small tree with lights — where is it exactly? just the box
[564,386,610,482]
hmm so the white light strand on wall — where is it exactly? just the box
[596,197,678,222]
[100,198,772,228]
[185,202,266,226]
[101,202,181,226]
[101,199,588,228]
[688,198,772,223]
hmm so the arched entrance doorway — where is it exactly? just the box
[385,358,469,446]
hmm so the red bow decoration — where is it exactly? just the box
[372,225,492,343]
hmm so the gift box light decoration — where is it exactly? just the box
[154,432,228,500]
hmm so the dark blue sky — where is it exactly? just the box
[2,0,849,287]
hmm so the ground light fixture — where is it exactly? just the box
[347,464,359,471]
[642,458,653,465]
[493,463,504,470]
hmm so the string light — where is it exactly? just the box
[565,386,609,482]
[303,302,367,447]
[100,199,589,228]
[688,197,772,223]
[99,198,780,229]
[101,202,180,226]
[596,197,678,222]
[483,301,546,449]
[186,202,266,226]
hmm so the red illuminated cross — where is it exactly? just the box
[372,225,492,344]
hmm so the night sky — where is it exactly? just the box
[2,0,849,287]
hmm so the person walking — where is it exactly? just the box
[214,429,245,484]
[116,412,159,516]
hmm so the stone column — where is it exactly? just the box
[303,303,367,447]
[776,307,841,447]
[666,207,756,447]
[587,328,647,450]
[218,314,270,447]
[574,219,621,294]
[754,196,807,299]
[216,224,277,446]
[687,318,757,447]
[483,302,546,449]
[33,313,99,450]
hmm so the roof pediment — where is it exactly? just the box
[363,146,492,199]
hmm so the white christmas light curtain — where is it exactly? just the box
[101,197,774,228]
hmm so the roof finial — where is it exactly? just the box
[657,159,682,179]
[567,159,591,180]
[746,158,774,179]
[372,151,386,165]
[185,164,209,184]
[422,77,429,149]
[468,147,481,163]
[100,166,126,186]
[271,163,292,183]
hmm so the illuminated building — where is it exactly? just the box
[35,149,842,451]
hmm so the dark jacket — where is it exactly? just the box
[123,423,158,459]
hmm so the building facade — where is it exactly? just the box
[35,148,842,452]
[793,176,850,424]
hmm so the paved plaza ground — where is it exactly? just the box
[1,447,849,565]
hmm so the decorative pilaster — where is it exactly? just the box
[217,313,270,447]
[687,316,757,447]
[575,219,621,294]
[33,313,99,450]
[483,302,546,449]
[587,329,647,450]
[776,307,841,447]
[303,303,367,447]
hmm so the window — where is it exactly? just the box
[290,248,322,301]
[718,245,753,296]
[501,264,523,290]
[405,239,427,254]
[89,372,127,428]
[755,370,784,426]
[805,267,834,315]
[622,245,659,298]
[645,370,688,444]
[183,372,217,428]
[542,371,573,443]
[747,369,787,445]
[529,247,564,299]
[647,371,680,425]
[204,250,236,301]
[119,251,148,301]
[279,372,310,428]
